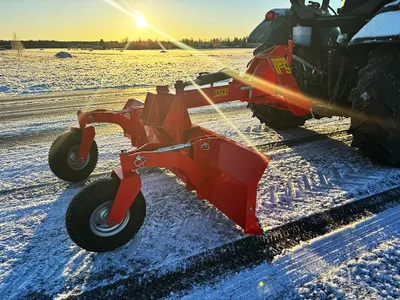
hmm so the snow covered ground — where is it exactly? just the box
[0,49,251,96]
[297,235,400,299]
[1,50,399,298]
[183,206,400,299]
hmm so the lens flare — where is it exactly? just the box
[134,11,148,28]
[189,79,271,165]
[100,0,392,131]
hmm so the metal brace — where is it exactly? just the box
[154,142,192,153]
[241,85,253,99]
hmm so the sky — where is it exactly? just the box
[0,0,342,41]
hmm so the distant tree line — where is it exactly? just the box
[0,36,255,50]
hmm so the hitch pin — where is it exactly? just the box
[154,142,192,153]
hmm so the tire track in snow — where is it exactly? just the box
[0,167,164,198]
[0,100,130,117]
[256,129,348,152]
[0,130,348,197]
[0,87,152,105]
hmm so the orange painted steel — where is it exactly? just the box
[72,44,312,235]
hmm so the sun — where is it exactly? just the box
[134,11,148,28]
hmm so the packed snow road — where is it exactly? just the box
[180,205,400,300]
[0,91,399,299]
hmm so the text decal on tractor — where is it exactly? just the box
[271,58,292,75]
[214,88,229,97]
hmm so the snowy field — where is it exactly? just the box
[1,50,399,299]
[0,49,251,96]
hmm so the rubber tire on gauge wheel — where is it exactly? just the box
[66,177,146,252]
[48,130,98,182]
[248,103,307,129]
[349,45,400,165]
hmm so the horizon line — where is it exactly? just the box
[0,36,250,43]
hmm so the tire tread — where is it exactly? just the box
[66,177,146,252]
[248,103,307,129]
[48,131,98,182]
[350,45,400,165]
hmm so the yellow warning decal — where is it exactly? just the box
[271,58,292,75]
[214,88,228,97]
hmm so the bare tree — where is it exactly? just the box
[11,33,24,59]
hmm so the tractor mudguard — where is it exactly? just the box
[246,45,313,117]
[247,9,291,45]
[349,2,400,46]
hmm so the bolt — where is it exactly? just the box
[111,220,116,225]
[248,206,253,211]
[201,142,210,150]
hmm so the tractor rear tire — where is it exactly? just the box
[49,130,98,182]
[248,103,307,129]
[349,45,400,165]
[66,177,146,252]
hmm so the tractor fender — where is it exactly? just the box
[247,9,291,45]
[349,1,400,46]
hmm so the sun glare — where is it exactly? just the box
[101,0,374,128]
[134,11,148,28]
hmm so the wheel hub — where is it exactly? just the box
[90,201,130,237]
[67,145,90,171]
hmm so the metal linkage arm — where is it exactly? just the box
[78,106,145,141]
[77,108,144,140]
[73,106,147,160]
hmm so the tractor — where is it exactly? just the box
[49,0,400,252]
[249,0,400,164]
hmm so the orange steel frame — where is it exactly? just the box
[73,44,312,235]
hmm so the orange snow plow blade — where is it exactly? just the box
[109,129,269,235]
[102,86,270,235]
